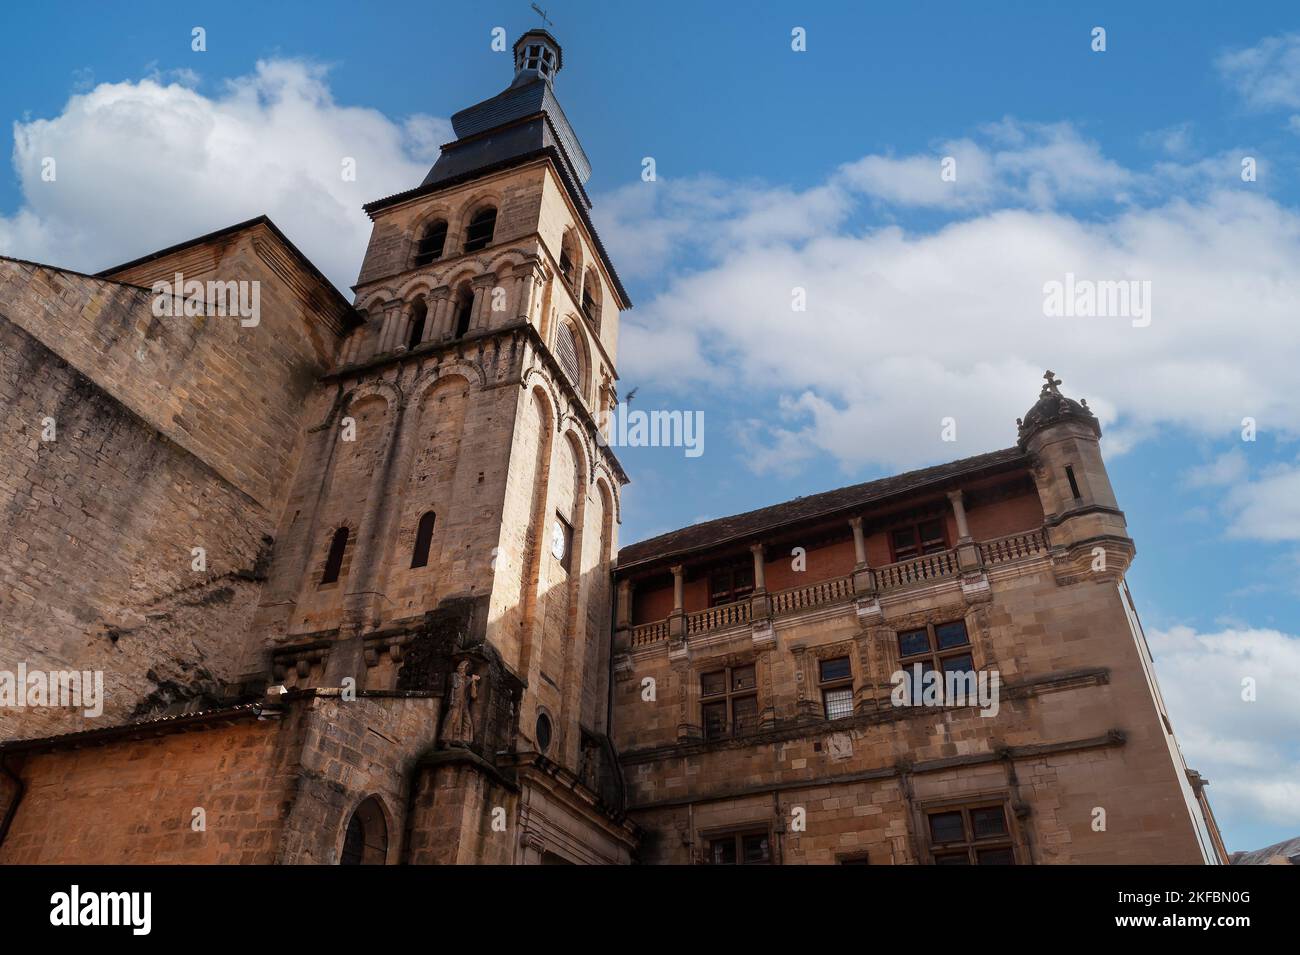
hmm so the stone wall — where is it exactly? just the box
[0,714,296,863]
[614,559,1209,864]
[0,315,273,736]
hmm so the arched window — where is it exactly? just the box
[407,299,427,350]
[453,284,474,338]
[556,321,582,391]
[463,207,497,253]
[581,270,601,331]
[340,796,388,865]
[410,511,436,568]
[559,230,580,288]
[413,220,447,267]
[321,527,349,584]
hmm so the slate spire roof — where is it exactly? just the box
[421,30,591,199]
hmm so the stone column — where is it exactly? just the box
[948,489,972,542]
[668,564,686,639]
[430,287,454,341]
[378,299,404,353]
[616,578,633,629]
[850,516,876,598]
[613,578,633,651]
[849,516,867,569]
[393,304,413,353]
[949,489,987,585]
[423,288,449,344]
[749,543,773,645]
[515,259,546,326]
[470,273,497,332]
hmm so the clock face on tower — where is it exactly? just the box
[551,519,568,561]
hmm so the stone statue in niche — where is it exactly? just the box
[441,660,479,746]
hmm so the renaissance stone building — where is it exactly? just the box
[0,32,1227,865]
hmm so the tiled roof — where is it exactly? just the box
[1230,835,1300,865]
[616,447,1027,571]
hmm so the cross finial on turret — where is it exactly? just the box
[1041,370,1062,397]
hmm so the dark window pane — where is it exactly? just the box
[731,695,758,732]
[941,653,975,676]
[934,852,971,865]
[321,527,349,584]
[410,511,436,568]
[936,620,969,649]
[820,656,852,683]
[463,207,497,252]
[976,847,1015,865]
[710,838,737,865]
[702,701,727,739]
[414,220,447,266]
[971,807,1007,839]
[701,671,726,696]
[741,834,771,864]
[534,713,552,753]
[898,629,930,657]
[928,811,966,844]
[823,687,853,720]
[919,519,944,543]
[453,290,473,338]
[892,528,918,556]
[732,665,756,691]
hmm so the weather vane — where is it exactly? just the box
[530,3,554,27]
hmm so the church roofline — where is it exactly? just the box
[362,143,632,310]
[0,702,267,755]
[95,214,357,324]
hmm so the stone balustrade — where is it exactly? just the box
[625,527,1048,646]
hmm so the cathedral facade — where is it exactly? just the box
[0,32,1226,864]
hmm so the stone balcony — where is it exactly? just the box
[623,527,1049,650]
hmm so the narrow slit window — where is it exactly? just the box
[1065,464,1082,500]
[410,511,436,568]
[321,527,349,584]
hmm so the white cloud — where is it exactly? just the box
[1148,624,1300,836]
[598,122,1300,473]
[1217,33,1300,111]
[0,60,450,292]
[1141,122,1195,157]
[1185,448,1249,488]
[1223,463,1300,542]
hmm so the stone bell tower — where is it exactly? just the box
[246,30,638,862]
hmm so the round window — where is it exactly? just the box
[535,713,553,753]
[550,520,567,561]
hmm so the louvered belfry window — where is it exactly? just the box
[556,322,581,389]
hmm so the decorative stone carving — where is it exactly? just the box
[441,660,479,746]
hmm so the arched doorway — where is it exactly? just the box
[340,796,388,865]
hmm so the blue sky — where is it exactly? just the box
[3,1,1298,853]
